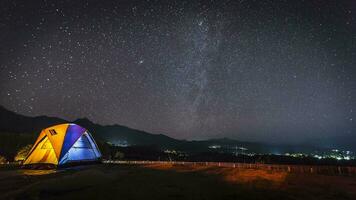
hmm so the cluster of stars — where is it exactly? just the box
[0,0,355,145]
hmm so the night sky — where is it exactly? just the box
[0,0,355,144]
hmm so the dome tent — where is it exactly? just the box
[23,123,101,166]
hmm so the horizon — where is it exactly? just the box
[0,104,353,149]
[0,0,355,146]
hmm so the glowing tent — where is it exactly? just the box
[23,123,101,166]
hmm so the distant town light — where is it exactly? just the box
[208,145,221,149]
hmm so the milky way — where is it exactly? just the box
[0,0,355,145]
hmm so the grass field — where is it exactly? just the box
[1,163,356,200]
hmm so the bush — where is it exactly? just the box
[14,144,32,162]
[0,132,36,161]
[0,155,6,164]
[114,151,125,160]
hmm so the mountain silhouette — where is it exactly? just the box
[0,105,66,134]
[0,105,271,152]
[1,105,342,154]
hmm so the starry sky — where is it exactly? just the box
[0,0,355,145]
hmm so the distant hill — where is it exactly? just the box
[0,106,181,148]
[0,106,66,134]
[0,105,336,155]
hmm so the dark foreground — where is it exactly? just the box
[1,163,356,200]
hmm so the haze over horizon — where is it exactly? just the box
[0,0,355,145]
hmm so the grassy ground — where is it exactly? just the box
[1,163,356,200]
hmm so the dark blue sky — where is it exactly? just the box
[0,0,355,145]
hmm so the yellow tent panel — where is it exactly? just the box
[25,130,47,158]
[23,136,58,165]
[45,124,69,159]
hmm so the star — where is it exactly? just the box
[0,0,354,145]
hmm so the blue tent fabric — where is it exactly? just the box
[59,124,86,160]
[59,132,101,165]
[58,124,101,165]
